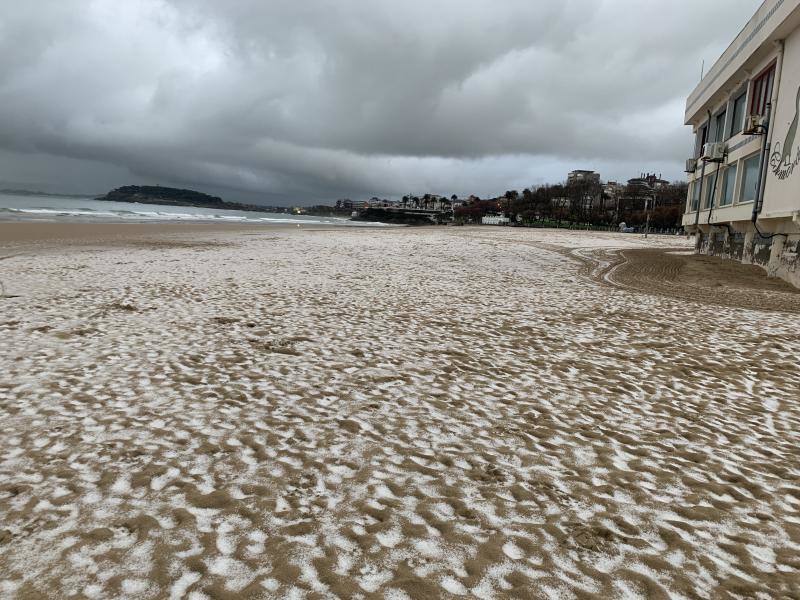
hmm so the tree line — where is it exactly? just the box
[453,179,688,229]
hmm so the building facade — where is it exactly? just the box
[683,0,800,287]
[603,181,624,213]
[631,173,670,190]
[567,170,601,185]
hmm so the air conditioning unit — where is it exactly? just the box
[743,114,766,135]
[701,142,726,162]
[685,158,697,173]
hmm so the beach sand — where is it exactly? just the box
[0,221,351,244]
[1,225,799,598]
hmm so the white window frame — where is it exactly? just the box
[688,178,701,212]
[738,153,761,204]
[695,122,709,157]
[720,163,738,206]
[729,90,747,138]
[702,173,716,209]
[713,108,728,143]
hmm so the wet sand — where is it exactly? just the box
[1,226,799,598]
[0,221,360,245]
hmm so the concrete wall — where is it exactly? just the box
[695,227,800,287]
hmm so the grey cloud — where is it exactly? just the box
[0,0,762,203]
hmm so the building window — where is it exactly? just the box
[750,63,775,117]
[739,153,760,203]
[695,123,709,157]
[714,110,727,143]
[720,163,737,206]
[730,91,746,136]
[703,173,716,209]
[689,178,701,211]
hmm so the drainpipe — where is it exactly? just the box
[706,162,722,225]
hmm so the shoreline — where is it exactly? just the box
[0,220,392,246]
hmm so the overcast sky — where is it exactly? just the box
[0,0,762,204]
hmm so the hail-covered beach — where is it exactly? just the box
[1,224,800,599]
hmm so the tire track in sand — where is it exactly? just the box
[578,246,800,314]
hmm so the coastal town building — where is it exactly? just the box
[368,197,400,208]
[562,170,603,213]
[631,173,670,190]
[683,0,800,287]
[482,214,511,225]
[603,181,624,212]
[622,175,663,212]
[567,170,601,186]
[335,199,354,210]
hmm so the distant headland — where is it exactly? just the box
[96,185,288,214]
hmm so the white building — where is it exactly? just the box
[683,0,800,287]
[482,214,510,225]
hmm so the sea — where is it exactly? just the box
[0,192,369,226]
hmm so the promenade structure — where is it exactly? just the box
[683,0,800,287]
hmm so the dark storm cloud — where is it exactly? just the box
[0,0,762,202]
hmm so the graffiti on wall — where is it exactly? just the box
[770,84,800,180]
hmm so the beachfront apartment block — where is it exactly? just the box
[683,0,800,287]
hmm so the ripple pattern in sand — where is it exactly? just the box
[1,228,799,599]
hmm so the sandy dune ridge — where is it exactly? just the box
[1,226,799,599]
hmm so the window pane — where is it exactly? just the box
[740,155,760,203]
[703,174,716,208]
[721,164,737,206]
[696,123,708,156]
[758,80,765,113]
[690,178,701,211]
[715,111,727,142]
[731,93,746,135]
[757,77,765,113]
[766,70,774,106]
[751,79,761,114]
[751,64,776,115]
